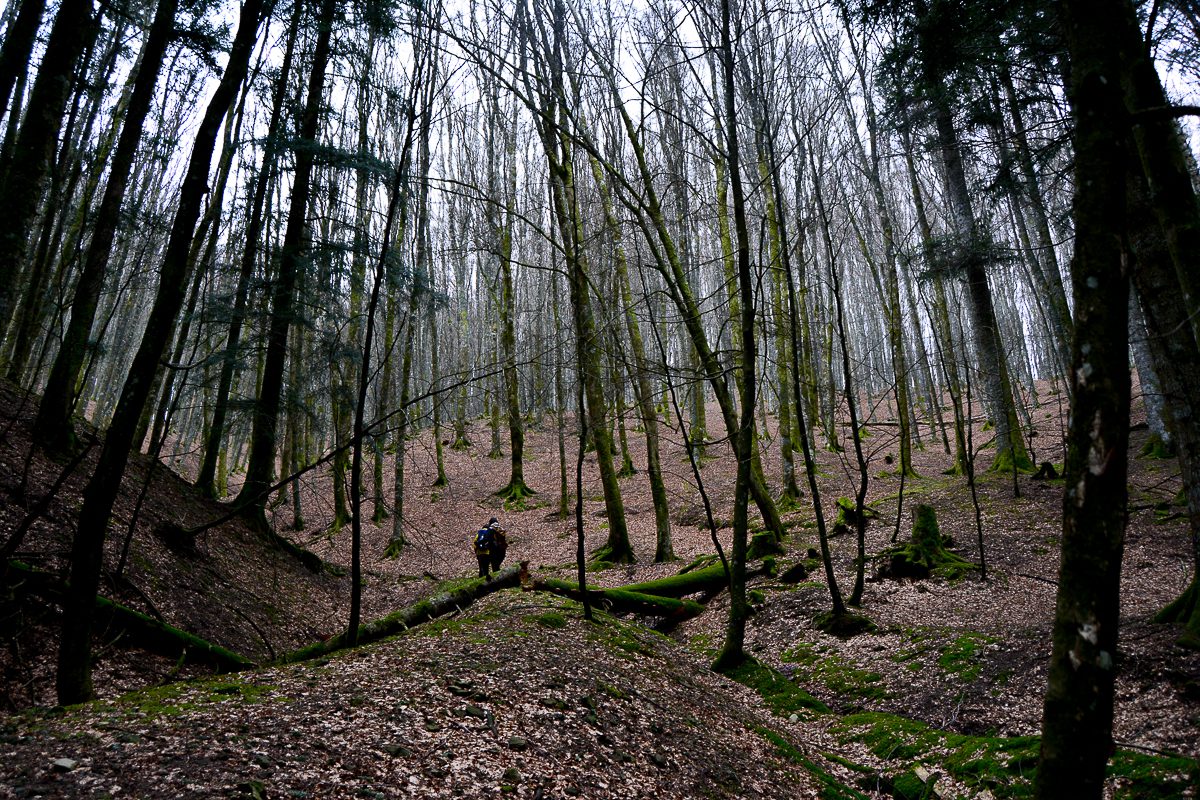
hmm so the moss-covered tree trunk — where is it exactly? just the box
[713,0,753,671]
[526,8,632,563]
[758,153,801,509]
[1036,3,1132,794]
[600,56,785,548]
[589,151,673,558]
[552,151,631,563]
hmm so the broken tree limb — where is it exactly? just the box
[4,560,254,673]
[276,563,524,664]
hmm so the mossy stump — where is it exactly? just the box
[748,529,784,559]
[876,504,975,581]
[832,497,876,536]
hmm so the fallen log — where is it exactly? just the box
[4,560,253,673]
[619,562,730,598]
[520,573,705,621]
[277,563,524,664]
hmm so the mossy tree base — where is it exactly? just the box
[987,450,1034,474]
[591,542,636,565]
[494,479,537,510]
[450,435,472,451]
[1155,579,1200,649]
[876,504,976,581]
[711,647,750,673]
[383,536,407,560]
[776,490,804,513]
[1139,433,1176,459]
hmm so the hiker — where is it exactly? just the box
[473,517,505,577]
[489,522,508,574]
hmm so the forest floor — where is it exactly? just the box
[1,377,1198,799]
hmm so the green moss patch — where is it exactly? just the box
[782,642,886,704]
[937,632,996,681]
[755,726,868,800]
[535,611,568,629]
[100,678,277,720]
[832,712,1198,799]
[718,658,829,716]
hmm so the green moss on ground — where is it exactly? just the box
[832,712,1199,800]
[97,678,277,720]
[755,726,868,800]
[937,632,997,681]
[718,658,830,716]
[782,642,886,704]
[535,611,568,629]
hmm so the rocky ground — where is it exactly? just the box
[1,377,1198,798]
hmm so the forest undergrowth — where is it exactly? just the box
[1,377,1198,799]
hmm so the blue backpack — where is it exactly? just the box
[474,527,495,555]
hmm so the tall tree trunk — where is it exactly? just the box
[587,150,673,560]
[237,0,337,524]
[911,6,1029,471]
[195,0,303,495]
[54,0,267,706]
[0,0,96,340]
[1036,3,1132,795]
[0,0,45,119]
[713,0,753,672]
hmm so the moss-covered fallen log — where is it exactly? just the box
[277,564,524,664]
[618,562,731,597]
[618,557,781,599]
[520,574,705,620]
[4,560,253,672]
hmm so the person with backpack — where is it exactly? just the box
[473,517,505,577]
[489,521,508,574]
